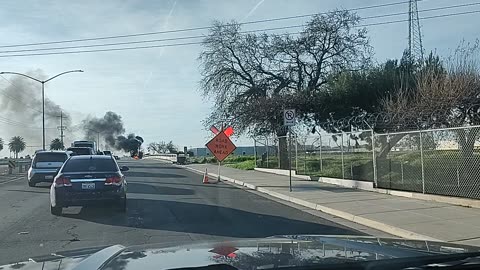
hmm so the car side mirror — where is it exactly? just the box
[120,166,129,172]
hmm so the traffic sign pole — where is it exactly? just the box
[205,129,237,183]
[288,126,292,192]
[283,109,295,192]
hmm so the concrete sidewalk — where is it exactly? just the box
[184,163,480,246]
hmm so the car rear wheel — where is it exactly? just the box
[28,180,35,187]
[50,204,62,215]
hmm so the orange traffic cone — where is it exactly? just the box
[203,168,209,184]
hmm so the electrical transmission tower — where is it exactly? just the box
[408,0,424,63]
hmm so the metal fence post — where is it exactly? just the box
[319,134,323,172]
[254,138,257,168]
[277,136,281,168]
[304,139,307,173]
[341,133,345,179]
[371,129,378,187]
[350,162,354,180]
[401,161,404,184]
[419,131,425,194]
[266,137,269,168]
[295,134,298,172]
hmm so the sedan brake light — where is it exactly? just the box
[105,176,122,186]
[55,175,71,187]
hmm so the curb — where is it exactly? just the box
[181,165,440,242]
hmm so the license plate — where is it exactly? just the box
[81,183,96,190]
[45,175,54,180]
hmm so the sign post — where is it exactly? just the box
[8,160,16,175]
[206,131,237,182]
[283,109,296,192]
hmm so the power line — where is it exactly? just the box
[0,0,416,49]
[0,116,56,129]
[1,2,477,54]
[0,9,478,58]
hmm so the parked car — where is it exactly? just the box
[66,147,95,156]
[28,151,70,187]
[49,155,129,215]
[113,155,120,160]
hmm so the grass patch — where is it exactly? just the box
[224,159,256,170]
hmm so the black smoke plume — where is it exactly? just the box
[82,111,143,156]
[0,70,71,146]
[116,134,144,157]
[83,111,125,147]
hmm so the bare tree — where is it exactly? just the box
[379,42,480,158]
[199,10,370,168]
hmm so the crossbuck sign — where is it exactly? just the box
[283,109,296,126]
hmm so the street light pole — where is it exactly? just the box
[42,82,45,150]
[0,70,83,150]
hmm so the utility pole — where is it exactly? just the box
[57,111,67,149]
[60,111,64,146]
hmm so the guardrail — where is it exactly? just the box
[0,159,31,175]
[148,154,178,163]
[0,159,31,166]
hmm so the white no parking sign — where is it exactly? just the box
[283,109,295,126]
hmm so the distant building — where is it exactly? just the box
[189,146,276,157]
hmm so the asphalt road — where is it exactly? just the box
[0,159,365,265]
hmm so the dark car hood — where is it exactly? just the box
[2,235,480,270]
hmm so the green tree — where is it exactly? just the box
[8,136,26,159]
[50,138,64,150]
[166,141,178,154]
[200,10,370,168]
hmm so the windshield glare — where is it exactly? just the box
[62,159,118,172]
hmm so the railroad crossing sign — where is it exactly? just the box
[206,131,237,162]
[210,125,234,137]
[284,109,296,126]
[8,160,16,169]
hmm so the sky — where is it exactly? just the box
[0,0,478,156]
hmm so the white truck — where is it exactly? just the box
[72,140,97,153]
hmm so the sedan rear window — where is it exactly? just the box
[33,153,68,163]
[62,159,118,172]
[67,148,92,155]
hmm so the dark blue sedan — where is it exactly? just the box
[49,155,128,215]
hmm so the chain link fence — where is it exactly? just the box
[256,131,374,181]
[253,136,278,169]
[255,125,480,200]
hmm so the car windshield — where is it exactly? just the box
[62,158,118,172]
[67,148,91,155]
[33,153,67,163]
[1,1,479,268]
[74,143,93,148]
